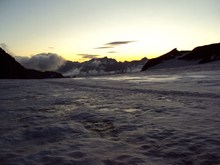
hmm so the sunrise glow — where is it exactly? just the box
[0,0,219,62]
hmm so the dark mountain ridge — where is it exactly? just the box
[180,43,220,63]
[142,43,220,71]
[0,47,64,79]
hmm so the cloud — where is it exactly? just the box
[94,46,113,49]
[78,54,100,59]
[105,41,135,46]
[64,68,80,76]
[14,56,29,62]
[48,46,55,49]
[0,43,14,55]
[94,41,136,51]
[108,51,117,53]
[16,53,65,71]
[90,59,102,67]
[0,43,8,50]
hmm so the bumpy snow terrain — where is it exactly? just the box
[0,63,220,165]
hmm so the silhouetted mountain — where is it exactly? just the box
[141,43,220,71]
[57,57,148,77]
[0,47,64,79]
[141,49,184,71]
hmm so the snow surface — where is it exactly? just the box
[0,63,220,165]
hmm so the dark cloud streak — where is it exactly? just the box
[94,46,113,49]
[105,41,135,46]
[108,51,117,53]
[78,54,100,59]
[94,40,136,52]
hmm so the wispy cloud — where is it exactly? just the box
[0,43,8,50]
[78,54,100,59]
[0,43,12,54]
[48,46,55,49]
[0,43,15,55]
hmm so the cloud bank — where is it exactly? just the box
[16,53,65,71]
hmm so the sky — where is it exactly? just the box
[0,0,220,62]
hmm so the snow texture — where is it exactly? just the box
[0,63,220,165]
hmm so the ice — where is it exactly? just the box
[0,62,220,164]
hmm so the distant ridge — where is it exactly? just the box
[141,43,220,71]
[57,57,148,77]
[0,47,64,79]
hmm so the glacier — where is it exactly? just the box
[0,62,220,165]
